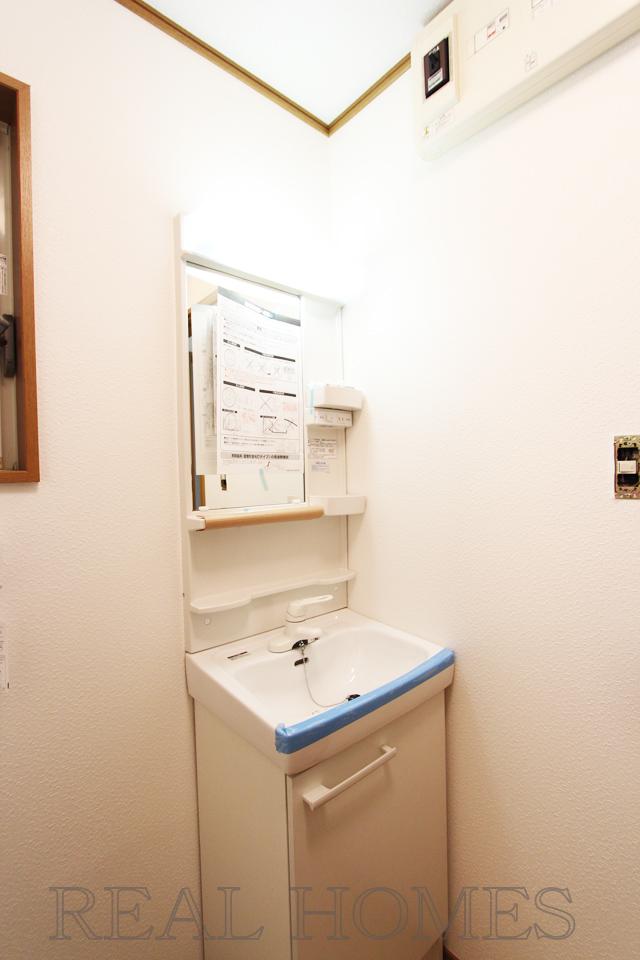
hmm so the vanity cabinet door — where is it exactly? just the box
[286,693,448,960]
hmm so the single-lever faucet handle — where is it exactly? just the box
[286,594,334,622]
[267,595,335,652]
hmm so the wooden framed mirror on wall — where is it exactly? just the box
[0,70,38,483]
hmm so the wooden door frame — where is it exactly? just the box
[0,70,39,483]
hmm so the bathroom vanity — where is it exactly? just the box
[187,609,455,960]
[175,228,454,960]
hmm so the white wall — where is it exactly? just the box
[331,37,640,960]
[3,2,639,958]
[0,1,329,957]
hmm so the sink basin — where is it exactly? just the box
[186,608,455,774]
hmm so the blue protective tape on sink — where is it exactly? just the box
[275,647,455,755]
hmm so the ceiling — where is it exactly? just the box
[143,0,448,124]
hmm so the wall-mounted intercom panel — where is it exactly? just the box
[614,436,640,500]
[412,0,640,158]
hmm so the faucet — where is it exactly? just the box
[268,595,334,653]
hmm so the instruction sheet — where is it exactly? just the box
[190,303,218,476]
[216,292,303,473]
[308,436,337,473]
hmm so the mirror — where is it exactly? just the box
[186,263,305,511]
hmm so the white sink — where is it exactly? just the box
[186,608,455,774]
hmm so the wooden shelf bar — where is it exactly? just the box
[188,503,325,531]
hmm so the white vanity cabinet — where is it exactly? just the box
[195,692,448,960]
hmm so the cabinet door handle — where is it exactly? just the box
[302,745,397,811]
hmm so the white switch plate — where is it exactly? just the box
[309,408,354,428]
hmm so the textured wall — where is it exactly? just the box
[330,36,640,960]
[3,3,639,959]
[0,1,329,957]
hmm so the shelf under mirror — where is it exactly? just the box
[187,502,325,531]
